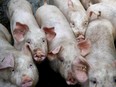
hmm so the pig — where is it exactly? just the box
[82,19,116,87]
[87,2,116,39]
[0,23,39,87]
[50,0,89,39]
[35,1,91,85]
[7,0,48,62]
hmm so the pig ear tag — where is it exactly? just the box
[13,22,29,42]
[0,53,14,70]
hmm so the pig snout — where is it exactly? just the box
[21,75,33,87]
[77,34,85,42]
[33,49,46,62]
[66,72,77,85]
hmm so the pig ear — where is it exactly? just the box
[68,0,74,10]
[77,39,91,57]
[21,44,31,57]
[13,22,29,42]
[88,11,101,20]
[43,27,56,41]
[72,56,90,83]
[47,45,63,61]
[0,53,14,70]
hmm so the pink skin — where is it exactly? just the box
[0,24,39,87]
[33,49,46,62]
[35,1,91,85]
[13,22,47,62]
[66,58,89,85]
[21,75,33,87]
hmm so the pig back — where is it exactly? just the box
[86,19,115,51]
[7,0,33,18]
[36,4,76,41]
[83,19,116,87]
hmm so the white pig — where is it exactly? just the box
[0,24,39,87]
[7,0,48,62]
[50,0,89,39]
[35,1,91,85]
[87,2,116,39]
[82,19,116,87]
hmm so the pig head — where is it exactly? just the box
[0,46,39,87]
[10,46,39,87]
[13,22,48,62]
[67,0,89,38]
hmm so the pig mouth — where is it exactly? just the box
[77,34,85,42]
[66,71,78,85]
[21,81,33,87]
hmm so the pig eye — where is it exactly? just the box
[11,69,15,72]
[29,64,33,68]
[26,39,32,44]
[42,38,46,43]
[70,22,75,28]
[113,76,116,83]
[90,78,97,84]
[84,21,88,26]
